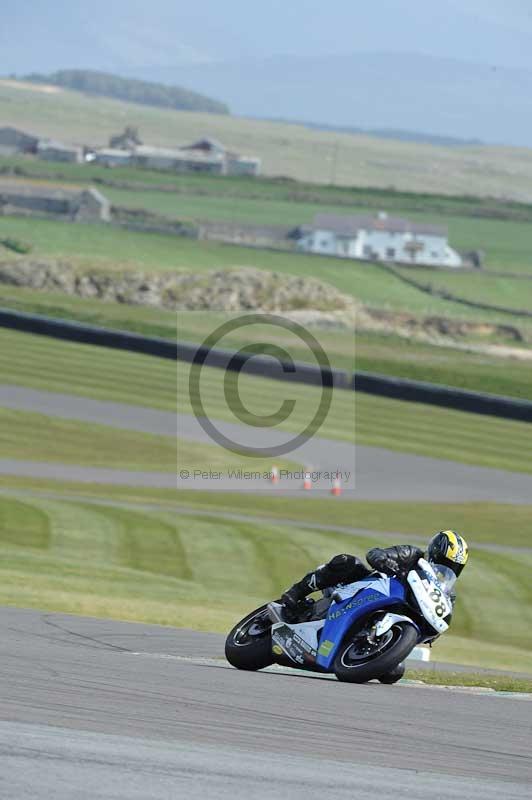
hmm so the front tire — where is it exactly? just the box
[334,622,417,684]
[378,662,406,684]
[225,605,273,671]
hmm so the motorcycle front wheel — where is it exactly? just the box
[334,622,417,684]
[225,604,274,671]
[378,662,406,684]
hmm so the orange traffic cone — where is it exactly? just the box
[331,476,342,497]
[303,471,312,491]
[270,465,280,484]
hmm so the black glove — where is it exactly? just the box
[367,545,424,577]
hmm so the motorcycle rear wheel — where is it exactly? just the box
[225,604,274,671]
[334,622,417,684]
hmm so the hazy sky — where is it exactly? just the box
[2,1,530,143]
[1,0,531,72]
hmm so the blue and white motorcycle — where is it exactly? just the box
[225,558,455,683]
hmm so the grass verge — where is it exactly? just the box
[0,407,175,471]
[405,671,532,692]
[0,407,295,473]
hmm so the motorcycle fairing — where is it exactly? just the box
[271,619,325,667]
[316,576,406,670]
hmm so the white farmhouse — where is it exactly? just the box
[297,212,462,268]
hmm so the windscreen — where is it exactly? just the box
[430,564,457,596]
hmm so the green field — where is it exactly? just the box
[2,217,532,336]
[3,163,532,272]
[396,265,532,313]
[6,152,532,224]
[1,328,531,472]
[3,79,532,200]
[102,184,532,274]
[0,485,530,672]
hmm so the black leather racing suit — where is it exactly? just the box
[282,545,424,610]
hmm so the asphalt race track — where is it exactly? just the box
[1,386,531,797]
[1,384,531,501]
[1,608,531,800]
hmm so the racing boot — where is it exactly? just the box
[281,554,370,621]
[281,572,319,621]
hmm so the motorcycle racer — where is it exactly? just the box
[281,530,469,619]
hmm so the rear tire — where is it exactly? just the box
[334,622,417,684]
[225,605,273,671]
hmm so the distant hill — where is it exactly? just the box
[21,69,229,115]
[153,52,532,146]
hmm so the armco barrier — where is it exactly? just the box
[176,340,348,388]
[0,307,530,422]
[354,370,532,423]
[0,307,177,360]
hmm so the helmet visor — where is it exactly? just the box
[429,563,457,596]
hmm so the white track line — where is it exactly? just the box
[127,651,532,699]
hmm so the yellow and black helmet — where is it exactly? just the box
[427,530,469,577]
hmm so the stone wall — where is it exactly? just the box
[0,182,110,222]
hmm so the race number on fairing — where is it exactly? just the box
[407,565,453,634]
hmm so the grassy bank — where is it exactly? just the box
[1,476,531,549]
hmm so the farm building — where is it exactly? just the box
[183,137,226,155]
[99,132,261,176]
[132,145,225,174]
[37,139,83,164]
[183,138,261,176]
[226,154,262,177]
[109,126,142,150]
[0,126,39,156]
[0,180,110,222]
[297,212,462,268]
[94,148,133,167]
